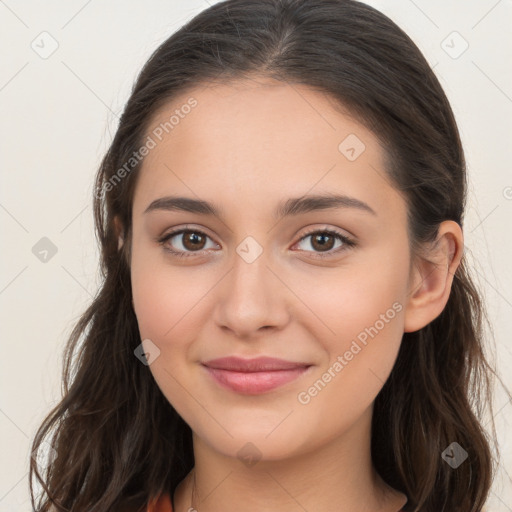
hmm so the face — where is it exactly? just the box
[129,77,413,461]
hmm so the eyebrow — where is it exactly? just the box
[143,193,377,219]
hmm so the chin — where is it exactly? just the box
[193,422,311,464]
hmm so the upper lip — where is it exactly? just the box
[202,356,311,372]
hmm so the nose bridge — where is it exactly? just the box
[214,233,287,335]
[230,233,274,305]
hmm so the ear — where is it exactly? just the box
[113,215,124,250]
[403,220,464,333]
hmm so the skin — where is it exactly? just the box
[120,76,463,512]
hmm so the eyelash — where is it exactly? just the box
[156,226,357,260]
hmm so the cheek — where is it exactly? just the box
[292,247,408,407]
[292,251,407,352]
[293,282,406,440]
[130,247,221,406]
[131,243,209,344]
[130,253,208,416]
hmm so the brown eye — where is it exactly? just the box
[181,231,207,251]
[158,228,218,258]
[310,232,336,252]
[295,229,356,258]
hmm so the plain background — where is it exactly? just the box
[1,0,511,510]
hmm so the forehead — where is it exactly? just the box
[133,77,400,220]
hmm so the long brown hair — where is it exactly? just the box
[29,1,506,510]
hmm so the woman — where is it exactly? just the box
[30,1,504,511]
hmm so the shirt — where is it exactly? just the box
[147,492,173,512]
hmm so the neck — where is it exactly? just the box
[173,407,407,512]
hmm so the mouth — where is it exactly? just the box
[201,356,313,395]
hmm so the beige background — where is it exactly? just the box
[1,0,511,510]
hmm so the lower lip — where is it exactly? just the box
[203,365,311,395]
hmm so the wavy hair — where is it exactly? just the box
[30,1,505,510]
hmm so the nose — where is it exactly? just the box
[213,246,290,339]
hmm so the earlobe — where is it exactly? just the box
[403,221,464,333]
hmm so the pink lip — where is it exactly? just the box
[202,356,312,394]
